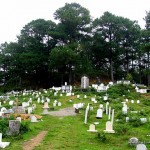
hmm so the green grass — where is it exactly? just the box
[1,85,150,150]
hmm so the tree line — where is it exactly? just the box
[0,3,149,90]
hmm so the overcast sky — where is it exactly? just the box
[0,0,149,44]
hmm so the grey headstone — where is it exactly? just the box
[7,120,20,135]
[129,137,138,146]
[81,76,89,89]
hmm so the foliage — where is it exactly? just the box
[0,118,9,137]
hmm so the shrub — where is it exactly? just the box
[20,121,31,134]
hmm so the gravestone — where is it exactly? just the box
[0,133,10,148]
[87,124,97,132]
[84,106,89,124]
[12,106,25,114]
[7,120,20,135]
[122,105,127,114]
[58,102,62,107]
[129,137,139,146]
[28,107,32,114]
[30,115,38,122]
[106,102,109,115]
[81,76,89,89]
[103,95,108,101]
[16,117,21,122]
[136,144,147,150]
[104,121,115,133]
[96,109,103,119]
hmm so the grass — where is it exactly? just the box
[1,84,150,150]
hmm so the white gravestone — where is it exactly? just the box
[58,102,62,107]
[122,105,127,114]
[0,133,10,148]
[96,109,103,119]
[104,121,115,133]
[87,124,97,132]
[108,107,111,120]
[106,102,109,115]
[84,106,89,124]
[30,115,38,122]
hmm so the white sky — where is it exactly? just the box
[0,0,149,44]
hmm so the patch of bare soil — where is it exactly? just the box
[48,107,76,117]
[22,131,48,150]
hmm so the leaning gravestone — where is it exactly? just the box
[7,120,20,135]
[81,76,89,90]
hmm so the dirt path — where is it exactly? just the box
[22,131,48,150]
[48,107,76,117]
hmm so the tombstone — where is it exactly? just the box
[46,97,50,103]
[32,104,36,110]
[136,144,147,150]
[131,100,134,104]
[140,118,147,123]
[0,102,1,107]
[22,102,28,108]
[91,97,96,101]
[30,115,38,122]
[0,133,10,148]
[122,105,128,114]
[103,95,108,101]
[96,109,103,119]
[28,107,32,114]
[84,95,87,98]
[111,109,115,125]
[41,99,44,103]
[108,107,111,120]
[9,101,14,106]
[81,76,89,89]
[37,97,40,103]
[104,121,115,133]
[58,102,62,107]
[43,102,49,109]
[12,106,25,114]
[60,94,63,96]
[106,102,109,115]
[66,93,71,96]
[89,106,93,111]
[1,107,7,113]
[77,95,80,98]
[84,106,89,124]
[126,117,129,122]
[7,120,20,135]
[129,137,139,146]
[137,100,140,104]
[73,104,79,113]
[53,102,57,107]
[87,124,97,132]
[16,117,21,122]
[99,104,103,109]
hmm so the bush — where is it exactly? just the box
[115,124,129,134]
[0,118,9,137]
[20,120,31,134]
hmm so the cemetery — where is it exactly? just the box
[0,79,149,150]
[0,2,149,149]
